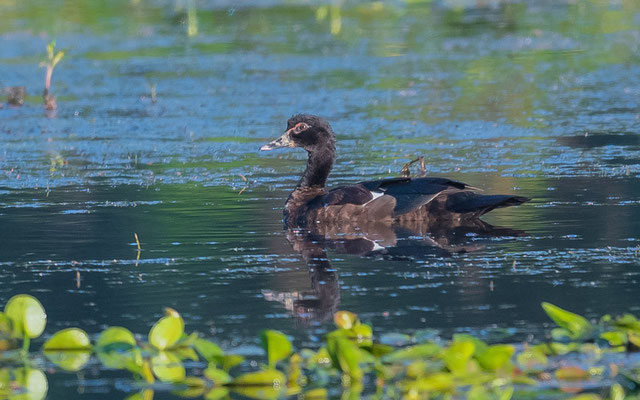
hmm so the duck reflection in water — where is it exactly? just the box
[260,114,529,323]
[263,221,525,324]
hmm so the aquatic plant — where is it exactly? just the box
[1,294,640,399]
[39,40,64,111]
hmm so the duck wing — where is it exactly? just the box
[359,177,477,216]
[306,176,527,222]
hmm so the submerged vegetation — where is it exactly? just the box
[1,294,640,399]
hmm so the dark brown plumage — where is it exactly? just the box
[260,114,530,228]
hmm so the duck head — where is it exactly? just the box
[260,114,336,153]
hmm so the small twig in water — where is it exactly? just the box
[400,156,426,177]
[150,83,157,103]
[134,233,141,251]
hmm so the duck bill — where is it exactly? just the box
[259,129,295,151]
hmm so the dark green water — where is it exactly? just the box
[1,0,639,398]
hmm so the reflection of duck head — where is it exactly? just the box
[263,220,526,323]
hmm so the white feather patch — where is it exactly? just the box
[362,191,384,206]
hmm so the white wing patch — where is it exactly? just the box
[362,191,384,206]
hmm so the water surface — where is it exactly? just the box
[1,0,640,397]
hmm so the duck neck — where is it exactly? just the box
[296,145,335,189]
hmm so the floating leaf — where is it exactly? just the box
[230,386,282,400]
[174,346,199,362]
[96,327,136,349]
[467,385,507,400]
[151,351,186,383]
[453,334,488,355]
[0,312,11,334]
[383,342,441,362]
[204,366,231,385]
[442,341,475,374]
[44,350,91,371]
[221,354,244,371]
[149,308,184,350]
[43,328,91,350]
[556,366,589,380]
[334,311,358,329]
[599,331,627,347]
[125,390,154,400]
[369,343,395,358]
[551,327,572,342]
[97,346,143,371]
[351,324,373,346]
[628,331,640,349]
[4,294,47,339]
[476,344,514,372]
[194,338,224,363]
[13,368,48,400]
[172,376,207,398]
[610,383,625,400]
[406,360,429,378]
[566,395,601,400]
[407,372,454,393]
[230,369,286,387]
[302,388,328,399]
[205,387,229,400]
[541,303,594,340]
[516,349,547,370]
[612,314,640,332]
[261,330,292,368]
[176,332,199,347]
[230,370,285,399]
[327,335,363,381]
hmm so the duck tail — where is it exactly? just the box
[446,192,530,217]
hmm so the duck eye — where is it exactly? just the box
[295,123,309,133]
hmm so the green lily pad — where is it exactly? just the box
[13,368,48,400]
[204,387,230,400]
[194,338,224,364]
[149,308,184,350]
[260,330,292,368]
[44,350,91,371]
[600,331,627,346]
[0,312,11,334]
[516,349,548,371]
[221,354,244,371]
[96,327,136,349]
[406,372,454,393]
[97,346,143,371]
[204,366,231,385]
[383,342,441,363]
[230,385,282,400]
[43,328,91,350]
[230,369,286,389]
[151,351,186,383]
[350,324,373,347]
[301,388,328,399]
[4,295,47,339]
[541,302,594,340]
[172,376,207,398]
[442,340,475,375]
[327,334,363,381]
[476,344,514,372]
